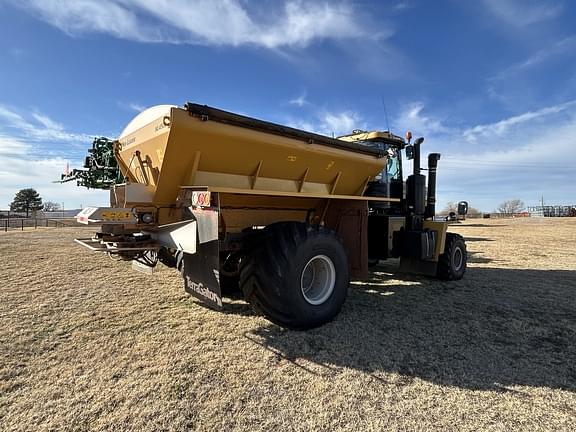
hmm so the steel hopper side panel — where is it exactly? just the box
[155,108,386,204]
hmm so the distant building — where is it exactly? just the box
[528,206,576,217]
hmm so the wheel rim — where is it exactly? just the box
[300,255,336,305]
[453,247,464,272]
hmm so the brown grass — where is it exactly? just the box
[1,218,575,431]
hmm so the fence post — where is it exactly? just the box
[34,218,37,229]
[4,219,7,232]
[21,219,24,231]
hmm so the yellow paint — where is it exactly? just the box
[116,107,390,217]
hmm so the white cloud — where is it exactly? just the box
[288,91,309,107]
[397,101,576,211]
[117,101,147,113]
[0,136,108,209]
[31,112,64,131]
[0,135,28,156]
[462,100,576,143]
[394,102,449,138]
[128,102,146,112]
[289,110,365,136]
[15,0,373,49]
[286,101,575,210]
[482,0,563,27]
[491,36,576,81]
[0,105,107,208]
[0,104,92,144]
[321,112,364,136]
[437,124,576,211]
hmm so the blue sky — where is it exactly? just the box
[0,0,575,212]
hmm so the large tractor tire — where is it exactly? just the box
[239,222,349,330]
[437,233,467,280]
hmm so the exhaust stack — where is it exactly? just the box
[425,153,441,219]
[406,137,426,217]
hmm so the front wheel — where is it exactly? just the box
[239,222,349,330]
[437,233,467,280]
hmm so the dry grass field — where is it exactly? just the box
[1,218,575,431]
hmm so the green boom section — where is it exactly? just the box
[60,137,123,189]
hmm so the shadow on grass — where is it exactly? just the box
[467,251,495,264]
[248,266,576,392]
[464,237,495,242]
[460,223,507,228]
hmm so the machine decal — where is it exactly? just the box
[182,239,222,309]
[185,277,222,307]
[101,210,132,220]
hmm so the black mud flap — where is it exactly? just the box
[183,239,222,309]
[173,189,223,309]
[181,194,222,309]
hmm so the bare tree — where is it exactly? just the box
[496,199,525,216]
[44,201,61,212]
[441,201,458,215]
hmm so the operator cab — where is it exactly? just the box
[338,130,405,213]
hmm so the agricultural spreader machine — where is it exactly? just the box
[63,103,466,329]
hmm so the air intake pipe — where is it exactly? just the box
[425,153,441,219]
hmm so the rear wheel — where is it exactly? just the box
[437,233,466,280]
[158,247,177,268]
[239,222,349,330]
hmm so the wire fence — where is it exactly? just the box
[0,211,85,232]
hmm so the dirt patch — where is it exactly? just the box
[1,219,575,431]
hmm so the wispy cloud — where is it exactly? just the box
[392,100,576,210]
[482,0,563,27]
[462,100,576,143]
[118,101,147,113]
[0,134,28,156]
[438,123,576,210]
[491,36,576,82]
[0,105,91,144]
[128,102,146,112]
[0,142,108,209]
[394,102,450,138]
[288,91,309,107]
[0,104,107,208]
[289,110,365,136]
[15,0,375,49]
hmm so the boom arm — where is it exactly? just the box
[60,137,124,189]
